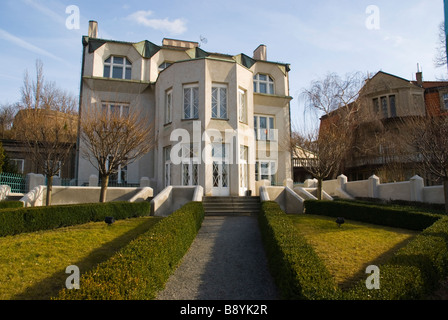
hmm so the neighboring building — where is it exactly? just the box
[1,108,78,180]
[316,70,448,185]
[76,21,293,196]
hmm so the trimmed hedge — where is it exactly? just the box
[258,201,341,300]
[0,201,151,237]
[344,216,448,300]
[56,201,205,300]
[262,199,448,299]
[0,201,23,210]
[304,199,441,231]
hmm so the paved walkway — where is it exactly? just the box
[156,216,279,300]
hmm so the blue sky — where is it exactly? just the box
[0,0,445,128]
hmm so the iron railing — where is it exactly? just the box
[0,172,26,193]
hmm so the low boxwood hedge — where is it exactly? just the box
[304,199,441,231]
[56,201,205,300]
[0,201,151,237]
[258,201,341,300]
[344,216,448,300]
[263,199,448,300]
[0,201,24,210]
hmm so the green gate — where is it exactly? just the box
[0,172,26,193]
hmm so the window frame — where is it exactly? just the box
[211,83,228,120]
[442,93,448,110]
[103,56,132,80]
[10,159,25,174]
[253,73,275,95]
[238,88,247,123]
[255,160,277,185]
[102,102,130,119]
[165,89,173,124]
[254,115,276,141]
[183,84,199,120]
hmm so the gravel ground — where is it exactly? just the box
[156,215,279,300]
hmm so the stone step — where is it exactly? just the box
[203,196,261,216]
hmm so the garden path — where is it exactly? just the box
[156,215,279,300]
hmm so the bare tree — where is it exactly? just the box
[400,114,448,213]
[80,100,154,203]
[0,103,18,139]
[292,123,350,200]
[435,22,447,71]
[15,60,78,205]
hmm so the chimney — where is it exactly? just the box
[416,63,423,86]
[253,44,267,61]
[88,20,98,38]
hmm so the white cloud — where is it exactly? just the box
[127,10,187,35]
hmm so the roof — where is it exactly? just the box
[82,36,290,69]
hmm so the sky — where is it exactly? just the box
[0,0,446,130]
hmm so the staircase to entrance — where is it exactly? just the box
[202,196,261,216]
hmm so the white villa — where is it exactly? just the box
[75,21,293,197]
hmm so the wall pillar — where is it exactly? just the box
[368,175,380,198]
[410,175,424,202]
[89,174,98,187]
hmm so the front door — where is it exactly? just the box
[239,145,248,196]
[211,143,230,196]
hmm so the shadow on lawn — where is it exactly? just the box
[12,217,163,300]
[338,235,417,291]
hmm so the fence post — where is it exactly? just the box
[409,175,424,202]
[368,175,380,199]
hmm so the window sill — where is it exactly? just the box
[211,118,229,121]
[181,118,200,121]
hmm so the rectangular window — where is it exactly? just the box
[102,103,130,119]
[164,146,171,187]
[389,95,396,117]
[183,85,199,119]
[380,96,388,118]
[11,159,25,174]
[443,93,448,110]
[255,160,277,185]
[212,85,227,119]
[165,90,172,124]
[254,115,275,141]
[373,98,379,114]
[181,143,199,186]
[239,89,247,123]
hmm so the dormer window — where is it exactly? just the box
[104,56,132,80]
[253,74,274,94]
[158,62,172,72]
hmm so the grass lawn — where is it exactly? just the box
[0,216,162,300]
[288,214,419,290]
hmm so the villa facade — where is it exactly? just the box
[76,21,293,196]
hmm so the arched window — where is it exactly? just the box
[253,74,274,94]
[104,56,132,80]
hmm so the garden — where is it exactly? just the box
[258,199,448,300]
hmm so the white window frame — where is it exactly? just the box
[254,115,276,141]
[181,143,200,186]
[165,89,172,124]
[255,160,277,185]
[164,146,172,187]
[253,74,275,94]
[102,102,130,119]
[211,84,228,119]
[10,159,25,174]
[104,56,132,80]
[106,156,127,184]
[183,85,199,119]
[239,89,247,123]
